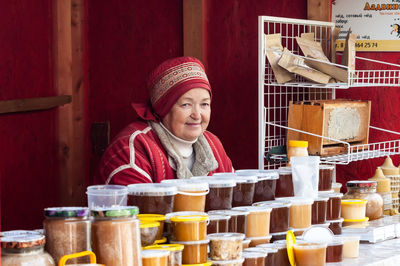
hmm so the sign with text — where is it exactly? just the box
[332,0,400,51]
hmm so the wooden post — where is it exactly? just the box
[307,0,331,22]
[54,0,86,206]
[183,0,207,66]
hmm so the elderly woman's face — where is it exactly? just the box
[162,88,211,141]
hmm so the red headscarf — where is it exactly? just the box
[132,57,212,121]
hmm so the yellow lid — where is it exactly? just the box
[143,244,184,252]
[341,199,368,205]
[138,214,166,222]
[140,221,160,228]
[288,140,308,148]
[170,215,209,222]
[182,262,212,266]
[343,217,369,222]
[286,230,296,266]
[154,237,167,244]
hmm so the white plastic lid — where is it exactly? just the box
[170,238,210,245]
[213,172,237,177]
[302,226,334,243]
[211,258,245,265]
[340,234,361,241]
[323,192,343,198]
[141,249,170,258]
[86,185,128,195]
[277,197,314,205]
[270,231,288,237]
[161,179,209,192]
[232,206,272,213]
[313,196,329,202]
[327,236,344,246]
[278,166,292,174]
[165,211,207,223]
[253,200,292,208]
[209,214,231,221]
[208,232,245,241]
[236,169,279,180]
[208,209,250,216]
[127,183,177,196]
[191,176,236,188]
[217,175,257,184]
[257,243,282,251]
[329,218,344,223]
[242,250,268,258]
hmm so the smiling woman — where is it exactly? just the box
[95,57,233,185]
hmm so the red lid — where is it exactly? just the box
[346,180,377,188]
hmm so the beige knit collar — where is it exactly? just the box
[150,121,218,179]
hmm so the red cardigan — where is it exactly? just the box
[95,120,233,185]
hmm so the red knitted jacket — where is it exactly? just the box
[95,120,233,185]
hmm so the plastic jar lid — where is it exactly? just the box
[138,214,166,222]
[313,196,329,202]
[325,192,343,198]
[260,242,286,249]
[302,226,334,243]
[232,206,272,213]
[278,197,314,205]
[44,207,89,218]
[141,249,170,258]
[140,221,160,228]
[170,238,210,245]
[166,211,207,222]
[236,169,279,180]
[229,175,258,183]
[242,238,251,245]
[127,183,177,196]
[288,140,308,147]
[251,246,278,254]
[329,218,344,223]
[170,215,209,222]
[346,180,377,188]
[191,177,236,188]
[343,217,369,222]
[91,206,139,218]
[162,179,209,192]
[212,172,237,177]
[208,232,245,241]
[155,237,168,244]
[341,199,368,205]
[253,201,292,208]
[86,184,128,195]
[242,250,268,258]
[211,258,245,265]
[270,231,288,237]
[209,214,231,221]
[208,209,250,216]
[319,164,335,170]
[1,230,45,249]
[143,244,184,252]
[278,166,292,174]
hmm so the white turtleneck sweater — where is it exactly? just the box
[160,123,196,170]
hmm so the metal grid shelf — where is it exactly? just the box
[258,15,400,169]
[265,119,400,165]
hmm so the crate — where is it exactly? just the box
[287,99,371,156]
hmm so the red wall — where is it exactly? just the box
[0,0,59,230]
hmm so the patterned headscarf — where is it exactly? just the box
[132,57,212,121]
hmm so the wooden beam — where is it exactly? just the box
[0,95,71,114]
[307,0,331,22]
[54,0,86,206]
[183,0,206,65]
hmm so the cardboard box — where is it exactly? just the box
[287,99,371,156]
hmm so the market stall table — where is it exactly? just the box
[329,237,400,265]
